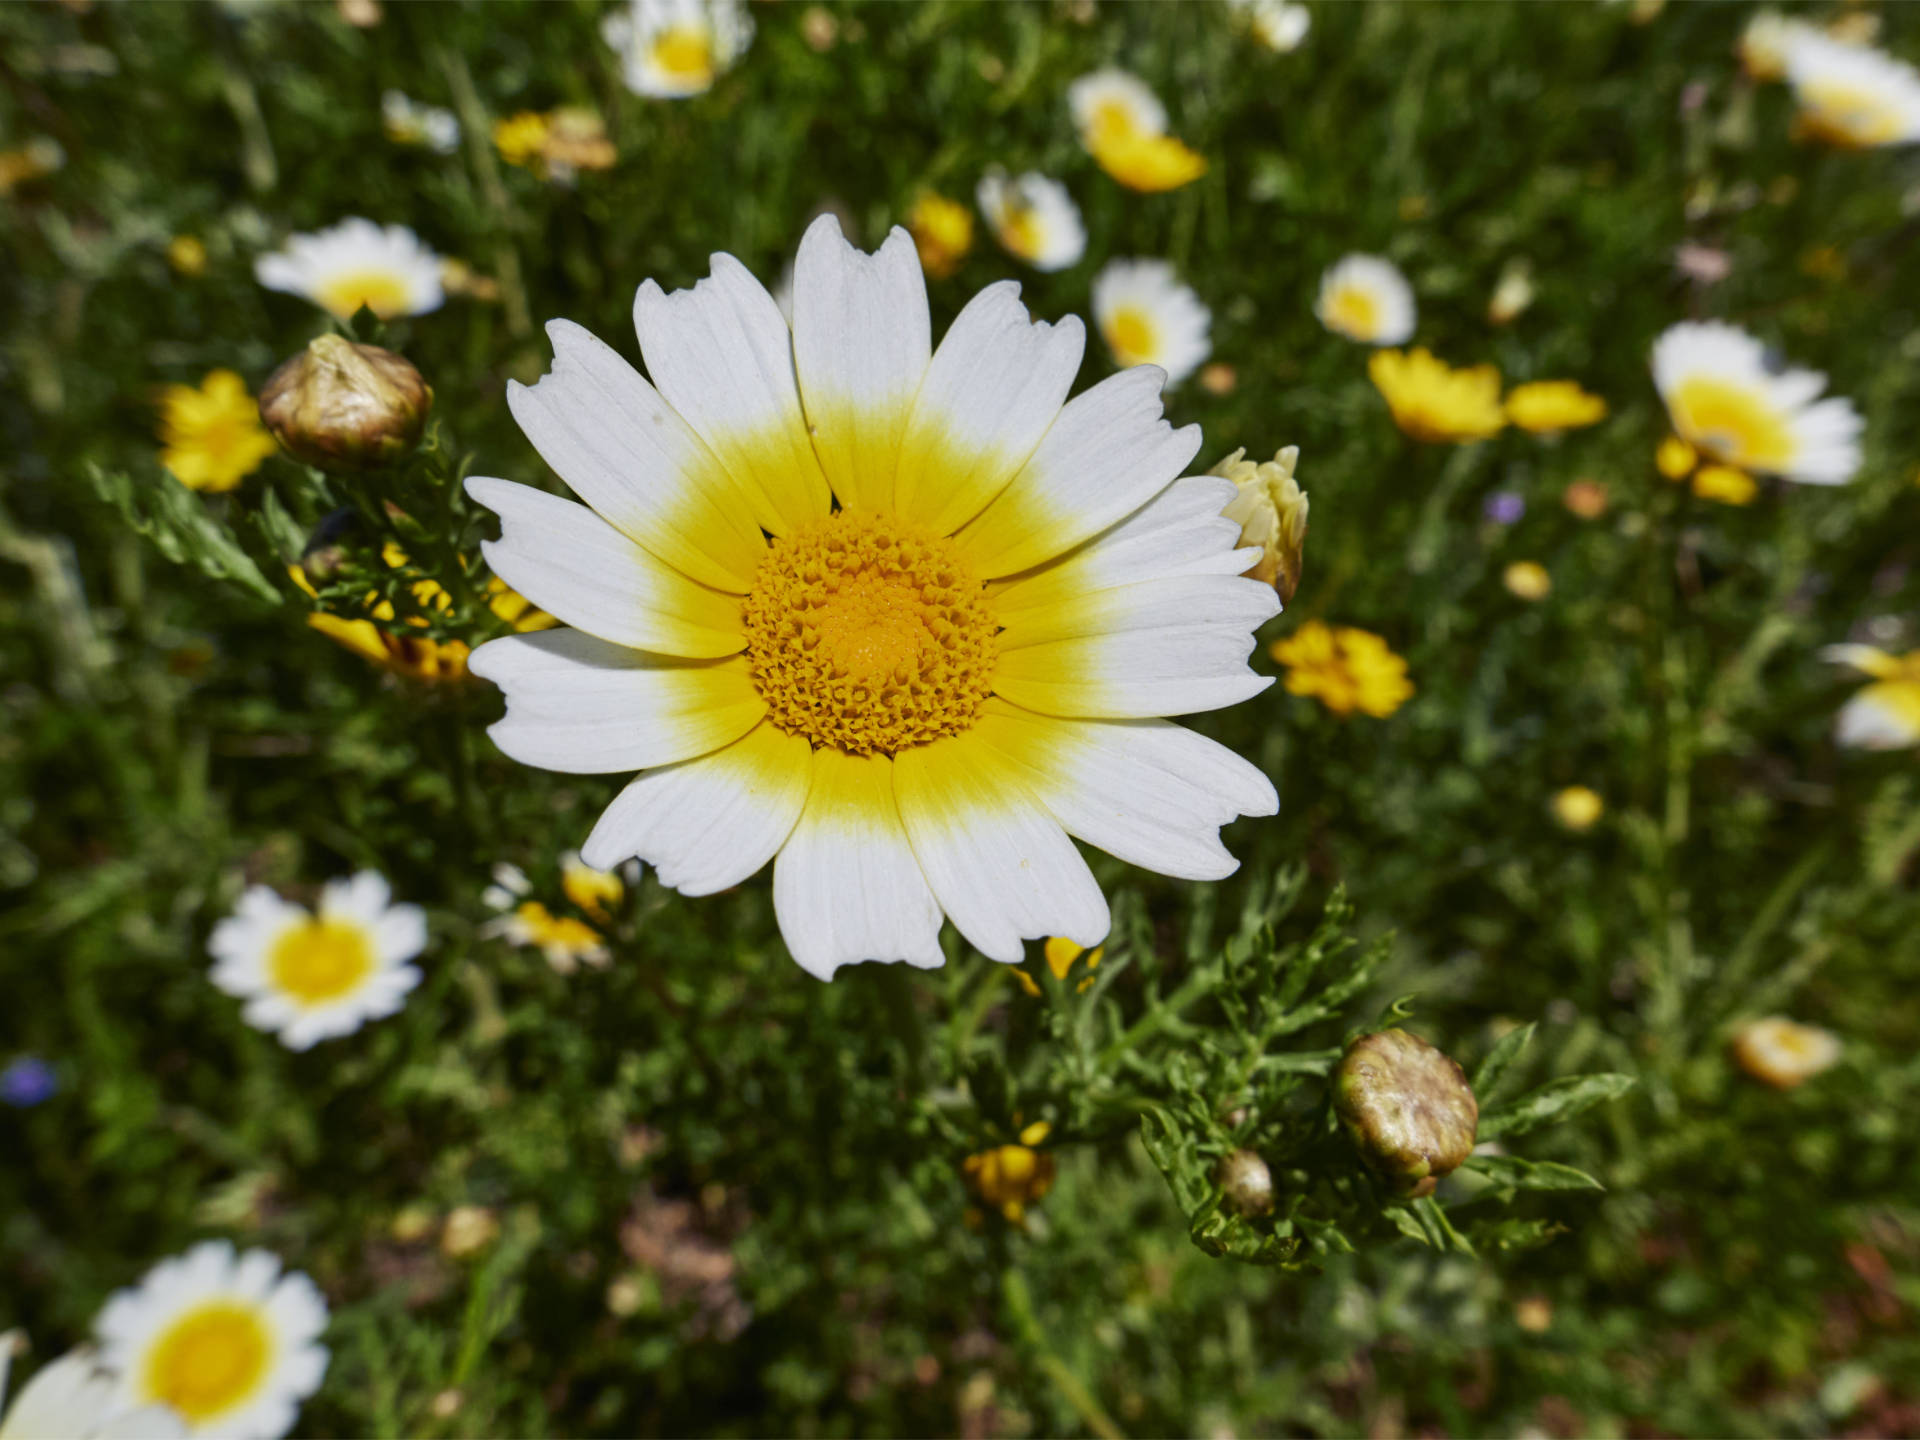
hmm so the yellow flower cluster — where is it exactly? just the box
[1369,351,1608,445]
[1014,937,1103,997]
[963,1122,1056,1223]
[494,108,617,179]
[1270,620,1414,719]
[1656,435,1759,506]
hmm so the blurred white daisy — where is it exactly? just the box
[1736,11,1820,83]
[462,214,1278,980]
[1822,643,1920,749]
[480,863,611,973]
[976,170,1086,271]
[1067,69,1166,148]
[1784,31,1920,147]
[379,91,459,154]
[254,218,444,320]
[94,1242,328,1440]
[1091,259,1211,387]
[1229,0,1310,52]
[1315,254,1416,345]
[1731,1016,1841,1089]
[1650,321,1862,484]
[0,1340,185,1440]
[208,873,425,1051]
[602,0,753,99]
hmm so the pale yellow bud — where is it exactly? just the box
[1212,446,1308,603]
[440,1204,500,1259]
[1551,786,1604,832]
[1487,258,1535,326]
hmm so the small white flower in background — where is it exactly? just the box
[380,91,460,155]
[559,850,626,921]
[94,1242,328,1440]
[1736,10,1820,83]
[1315,254,1416,345]
[1821,643,1920,750]
[208,873,425,1051]
[254,218,445,321]
[602,0,753,99]
[480,862,530,913]
[483,900,611,974]
[0,1337,185,1440]
[1731,1016,1842,1089]
[975,170,1086,271]
[1228,0,1310,52]
[1783,29,1920,148]
[1067,68,1167,148]
[1650,321,1862,485]
[1091,259,1211,387]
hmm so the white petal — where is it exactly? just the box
[580,720,813,895]
[1836,689,1920,750]
[993,624,1274,719]
[468,629,764,774]
[771,749,944,980]
[372,905,428,964]
[633,253,832,534]
[999,573,1279,649]
[319,872,390,928]
[892,282,1085,536]
[468,477,745,658]
[790,216,931,513]
[506,320,765,592]
[893,732,1109,964]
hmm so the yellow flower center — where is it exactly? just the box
[1798,82,1904,147]
[999,204,1044,262]
[743,510,998,756]
[140,1302,271,1423]
[269,917,376,1004]
[1325,284,1381,339]
[1104,305,1159,366]
[1090,99,1140,145]
[651,24,714,83]
[1669,376,1796,469]
[313,268,415,320]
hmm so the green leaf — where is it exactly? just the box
[85,463,282,606]
[1464,1153,1604,1192]
[1472,1022,1537,1100]
[1477,1072,1636,1140]
[253,485,307,563]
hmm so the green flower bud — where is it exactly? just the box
[259,335,432,473]
[1335,1029,1478,1198]
[1215,1148,1275,1217]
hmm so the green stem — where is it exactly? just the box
[1002,1268,1125,1440]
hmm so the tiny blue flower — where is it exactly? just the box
[0,1056,58,1108]
[1483,491,1526,525]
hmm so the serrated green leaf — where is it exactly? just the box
[1464,1153,1604,1192]
[1472,1022,1537,1100]
[85,463,282,605]
[253,486,307,562]
[1477,1072,1636,1140]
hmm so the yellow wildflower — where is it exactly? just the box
[1503,561,1552,601]
[1732,1016,1840,1089]
[962,1133,1056,1223]
[1015,936,1104,997]
[1270,620,1414,718]
[1213,446,1309,602]
[1551,786,1604,831]
[1692,464,1758,505]
[493,112,551,168]
[1090,131,1208,192]
[1068,69,1207,192]
[1504,380,1608,434]
[1368,348,1506,444]
[486,577,559,632]
[1655,435,1699,480]
[157,370,279,493]
[907,192,974,279]
[167,235,208,277]
[495,108,614,179]
[489,899,608,973]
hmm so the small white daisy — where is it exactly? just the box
[208,873,425,1051]
[1651,321,1863,484]
[1315,254,1416,345]
[976,170,1086,272]
[1822,643,1920,750]
[94,1243,328,1440]
[1067,68,1167,147]
[484,900,610,974]
[1091,259,1212,387]
[1229,0,1311,52]
[380,91,460,155]
[254,218,445,321]
[1731,1016,1841,1089]
[0,1341,185,1440]
[1785,30,1920,147]
[602,0,753,99]
[1737,11,1820,83]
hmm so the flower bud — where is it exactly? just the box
[1214,1148,1275,1217]
[440,1204,500,1259]
[1335,1029,1478,1198]
[258,335,432,473]
[1213,446,1309,603]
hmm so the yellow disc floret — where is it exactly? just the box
[269,918,376,1004]
[744,511,998,756]
[141,1302,271,1422]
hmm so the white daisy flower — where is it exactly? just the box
[208,873,425,1051]
[380,91,460,155]
[94,1243,328,1440]
[1736,10,1820,83]
[1091,259,1212,387]
[1784,30,1920,147]
[253,218,445,321]
[975,170,1086,272]
[1067,68,1167,146]
[483,900,610,974]
[1314,254,1416,346]
[1229,0,1311,52]
[601,0,753,99]
[463,214,1279,981]
[0,1340,185,1440]
[1650,321,1863,485]
[1822,642,1920,749]
[480,862,531,913]
[1731,1016,1841,1089]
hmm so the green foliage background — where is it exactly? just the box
[4,1,1920,1435]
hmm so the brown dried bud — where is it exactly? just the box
[259,335,432,473]
[1214,1148,1275,1217]
[1335,1029,1477,1197]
